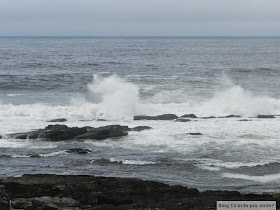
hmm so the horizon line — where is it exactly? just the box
[0,35,280,38]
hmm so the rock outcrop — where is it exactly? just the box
[8,124,152,141]
[9,125,129,141]
[0,174,279,210]
[134,114,178,121]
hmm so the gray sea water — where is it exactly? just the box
[0,37,280,193]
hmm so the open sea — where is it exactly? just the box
[0,37,280,193]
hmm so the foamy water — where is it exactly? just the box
[0,37,280,193]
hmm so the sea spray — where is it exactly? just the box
[199,85,280,116]
[87,74,148,119]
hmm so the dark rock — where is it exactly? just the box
[66,148,91,154]
[9,124,128,141]
[1,174,280,209]
[0,135,2,139]
[181,114,197,118]
[257,115,275,118]
[218,115,241,118]
[47,118,67,122]
[75,125,128,140]
[176,118,191,122]
[0,185,10,210]
[39,125,88,141]
[130,126,152,131]
[188,133,203,135]
[30,154,41,158]
[239,119,252,121]
[201,116,216,119]
[134,114,178,121]
[12,198,32,209]
[97,119,107,121]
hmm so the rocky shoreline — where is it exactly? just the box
[0,174,279,210]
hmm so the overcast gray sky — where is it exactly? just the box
[1,0,280,36]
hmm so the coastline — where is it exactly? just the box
[0,174,279,210]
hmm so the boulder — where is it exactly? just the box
[181,114,197,118]
[134,114,178,121]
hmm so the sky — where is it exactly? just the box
[1,0,280,36]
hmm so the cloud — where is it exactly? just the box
[0,0,280,36]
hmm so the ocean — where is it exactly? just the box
[0,37,280,193]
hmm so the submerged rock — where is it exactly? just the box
[47,118,67,122]
[176,118,191,122]
[66,148,91,154]
[134,114,178,121]
[188,133,203,135]
[218,115,241,118]
[257,115,275,118]
[129,126,152,131]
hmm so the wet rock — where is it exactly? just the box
[134,114,178,121]
[75,125,128,140]
[201,116,216,119]
[47,118,67,122]
[1,174,280,209]
[66,148,91,154]
[188,133,202,135]
[218,115,241,118]
[97,119,107,121]
[30,154,41,158]
[257,115,275,118]
[130,126,152,131]
[9,125,128,141]
[39,125,88,141]
[181,114,197,118]
[0,185,10,210]
[176,118,191,122]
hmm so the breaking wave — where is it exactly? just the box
[0,75,280,120]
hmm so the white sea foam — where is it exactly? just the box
[0,75,279,121]
[199,85,280,116]
[196,159,272,171]
[86,75,149,119]
[110,158,157,165]
[7,94,26,97]
[223,173,280,183]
